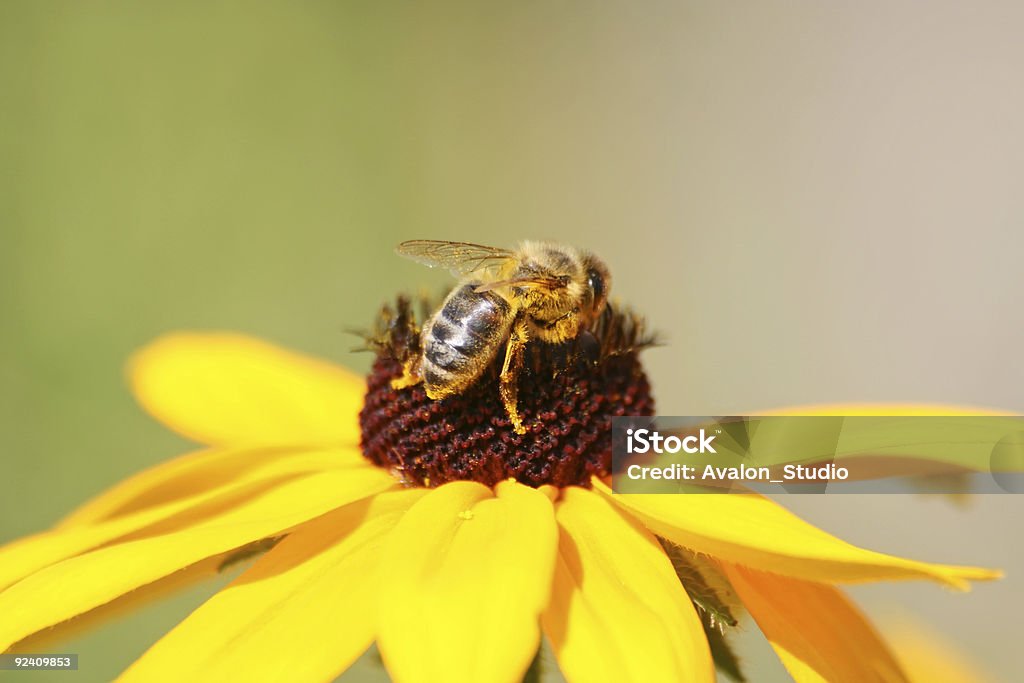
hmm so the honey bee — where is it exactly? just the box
[393,239,611,433]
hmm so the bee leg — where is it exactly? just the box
[390,356,423,390]
[576,329,600,368]
[499,318,530,434]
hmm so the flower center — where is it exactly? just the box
[358,297,656,488]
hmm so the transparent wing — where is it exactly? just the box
[473,275,568,294]
[395,240,517,277]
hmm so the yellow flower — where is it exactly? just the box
[0,331,1001,683]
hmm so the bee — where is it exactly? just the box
[393,239,611,433]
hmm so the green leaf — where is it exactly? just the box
[659,538,748,682]
[520,645,543,683]
[658,538,739,628]
[217,536,283,573]
[704,622,747,682]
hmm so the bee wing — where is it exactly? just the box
[472,275,569,294]
[395,240,518,277]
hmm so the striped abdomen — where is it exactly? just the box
[421,283,514,398]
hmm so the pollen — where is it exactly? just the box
[358,296,656,488]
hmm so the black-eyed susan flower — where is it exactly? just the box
[0,299,1000,683]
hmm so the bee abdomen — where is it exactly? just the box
[422,284,513,396]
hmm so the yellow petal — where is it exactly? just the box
[120,489,425,683]
[723,564,908,682]
[58,444,365,528]
[129,333,365,446]
[882,617,997,683]
[0,447,366,593]
[542,487,714,683]
[377,480,557,683]
[0,466,396,652]
[595,480,1000,589]
[10,554,226,654]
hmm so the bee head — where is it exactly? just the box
[581,253,611,321]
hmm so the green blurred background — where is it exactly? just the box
[2,2,1021,681]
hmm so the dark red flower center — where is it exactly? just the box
[358,297,655,488]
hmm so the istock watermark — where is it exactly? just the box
[611,416,1024,494]
[625,427,718,454]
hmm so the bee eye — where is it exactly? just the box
[587,269,605,304]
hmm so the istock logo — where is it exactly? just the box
[625,428,717,454]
